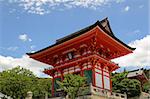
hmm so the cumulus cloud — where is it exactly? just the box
[1,0,126,15]
[112,35,150,67]
[124,6,130,12]
[0,55,51,77]
[18,34,32,42]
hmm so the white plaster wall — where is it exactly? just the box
[104,76,110,90]
[95,73,103,88]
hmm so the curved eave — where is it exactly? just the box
[96,22,136,51]
[26,43,57,56]
[110,35,136,51]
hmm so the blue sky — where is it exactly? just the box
[0,0,149,76]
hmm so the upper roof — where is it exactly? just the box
[56,17,114,44]
[27,18,135,55]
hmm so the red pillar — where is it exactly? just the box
[79,63,84,76]
[92,65,95,86]
[81,70,84,76]
[80,66,84,77]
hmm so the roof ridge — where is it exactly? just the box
[27,18,135,56]
[56,17,114,44]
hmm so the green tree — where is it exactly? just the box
[112,72,128,92]
[57,74,86,99]
[143,81,150,93]
[112,72,141,97]
[118,79,141,97]
[32,78,51,98]
[0,66,36,99]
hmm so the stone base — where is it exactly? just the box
[49,84,127,99]
[49,94,126,99]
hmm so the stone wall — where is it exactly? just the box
[128,92,150,99]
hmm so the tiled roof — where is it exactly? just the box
[27,18,135,55]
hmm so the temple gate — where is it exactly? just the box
[27,18,135,97]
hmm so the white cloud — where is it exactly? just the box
[116,0,125,3]
[112,35,150,67]
[30,45,36,50]
[28,38,32,42]
[0,55,51,77]
[7,46,18,51]
[124,6,130,12]
[18,34,32,42]
[2,0,126,15]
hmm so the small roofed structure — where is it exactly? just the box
[127,69,149,85]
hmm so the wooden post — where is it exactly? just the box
[78,62,84,77]
[92,59,96,86]
[102,67,104,89]
[92,65,95,86]
[80,65,84,77]
[81,70,84,76]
